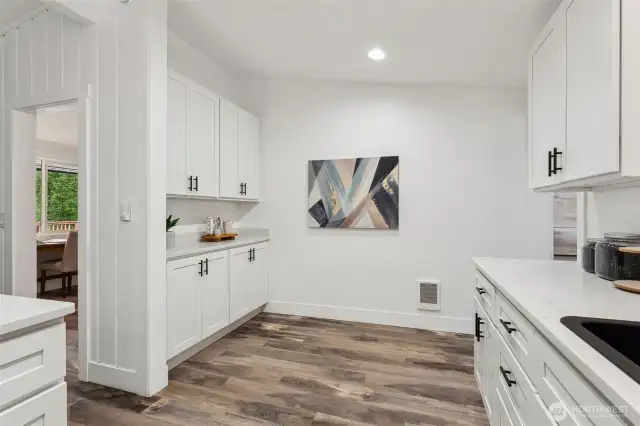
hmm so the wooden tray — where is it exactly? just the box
[201,233,238,242]
[614,280,640,294]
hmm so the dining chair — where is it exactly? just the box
[39,230,79,296]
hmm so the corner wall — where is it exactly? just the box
[245,80,553,333]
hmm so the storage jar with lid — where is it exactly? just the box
[595,233,640,281]
[581,239,601,274]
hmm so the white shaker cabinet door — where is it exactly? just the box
[167,75,188,196]
[529,16,565,189]
[201,251,230,339]
[187,87,219,198]
[229,247,251,322]
[239,110,260,200]
[166,256,204,359]
[564,0,620,181]
[248,243,268,311]
[220,100,241,199]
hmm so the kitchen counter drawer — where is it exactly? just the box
[533,331,626,426]
[496,291,536,381]
[0,382,66,426]
[0,323,66,411]
[495,329,553,426]
[476,271,496,322]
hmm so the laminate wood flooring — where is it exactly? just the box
[66,313,488,425]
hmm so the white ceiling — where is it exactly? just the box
[168,0,561,87]
[0,0,42,33]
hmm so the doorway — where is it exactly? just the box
[9,98,88,381]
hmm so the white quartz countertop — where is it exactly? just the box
[167,229,270,261]
[0,295,75,337]
[473,257,640,424]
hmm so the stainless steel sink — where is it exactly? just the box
[561,316,640,384]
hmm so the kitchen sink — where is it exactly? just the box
[561,316,640,385]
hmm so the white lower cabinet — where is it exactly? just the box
[167,243,268,360]
[0,226,4,293]
[475,269,625,426]
[230,243,268,323]
[201,251,230,339]
[0,382,66,426]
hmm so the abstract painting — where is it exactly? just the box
[308,156,399,229]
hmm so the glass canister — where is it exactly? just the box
[595,233,640,281]
[581,239,601,274]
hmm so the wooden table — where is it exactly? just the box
[37,238,67,255]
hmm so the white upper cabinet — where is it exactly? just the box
[220,100,261,200]
[529,13,565,189]
[167,71,220,198]
[220,100,241,198]
[187,87,219,198]
[528,0,640,191]
[564,0,620,181]
[167,76,188,195]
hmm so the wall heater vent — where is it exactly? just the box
[418,280,441,311]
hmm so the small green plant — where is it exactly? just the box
[166,215,180,232]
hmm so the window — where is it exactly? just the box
[36,159,78,234]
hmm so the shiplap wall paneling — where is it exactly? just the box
[3,8,82,110]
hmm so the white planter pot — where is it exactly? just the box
[166,231,176,249]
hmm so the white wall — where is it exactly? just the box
[245,80,553,332]
[585,187,640,238]
[166,31,258,227]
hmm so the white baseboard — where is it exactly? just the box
[265,301,472,334]
[87,362,148,396]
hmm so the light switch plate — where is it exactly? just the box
[120,203,132,221]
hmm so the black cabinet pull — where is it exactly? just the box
[474,313,484,342]
[188,176,193,191]
[205,259,209,275]
[248,249,252,262]
[552,148,563,174]
[500,318,517,334]
[198,260,204,276]
[252,248,255,262]
[475,287,487,295]
[194,176,199,192]
[547,151,553,177]
[500,366,516,387]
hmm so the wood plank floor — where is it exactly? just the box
[65,313,488,425]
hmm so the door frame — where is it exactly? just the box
[6,92,90,381]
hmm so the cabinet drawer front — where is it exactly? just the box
[496,292,535,379]
[533,332,626,426]
[0,323,66,410]
[475,271,496,321]
[495,330,552,426]
[0,382,66,426]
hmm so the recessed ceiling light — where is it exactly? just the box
[368,47,386,61]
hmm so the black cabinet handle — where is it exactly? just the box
[252,248,255,262]
[475,313,484,342]
[188,176,193,191]
[552,148,563,174]
[475,287,487,295]
[547,151,553,177]
[248,249,252,262]
[204,258,209,275]
[500,366,516,387]
[500,318,517,334]
[240,182,246,195]
[198,260,204,276]
[194,176,199,192]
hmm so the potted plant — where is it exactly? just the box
[166,215,180,249]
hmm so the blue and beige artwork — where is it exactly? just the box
[308,156,399,229]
